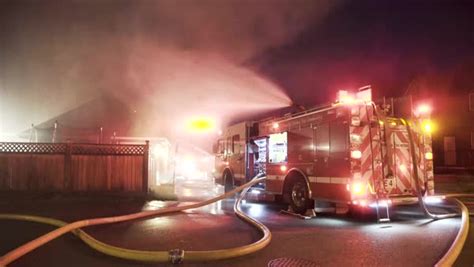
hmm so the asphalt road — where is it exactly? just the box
[0,178,471,267]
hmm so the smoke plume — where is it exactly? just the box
[0,0,342,142]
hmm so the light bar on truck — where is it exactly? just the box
[337,90,356,104]
[414,104,432,117]
[336,87,372,105]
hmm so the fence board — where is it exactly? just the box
[0,142,148,192]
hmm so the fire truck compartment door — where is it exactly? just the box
[387,128,417,195]
[314,123,329,176]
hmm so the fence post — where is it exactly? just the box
[52,121,57,143]
[29,124,34,143]
[143,140,149,193]
[64,141,72,191]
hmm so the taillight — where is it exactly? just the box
[351,181,365,195]
[425,152,433,160]
[280,165,287,172]
[422,119,434,134]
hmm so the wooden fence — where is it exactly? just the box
[0,142,149,192]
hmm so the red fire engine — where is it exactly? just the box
[213,87,435,221]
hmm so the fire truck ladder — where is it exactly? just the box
[369,104,391,222]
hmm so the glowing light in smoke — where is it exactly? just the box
[186,116,217,133]
[178,156,197,177]
[421,119,435,134]
[415,104,432,116]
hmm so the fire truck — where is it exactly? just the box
[213,87,435,221]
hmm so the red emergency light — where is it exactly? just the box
[414,103,432,117]
[336,87,372,105]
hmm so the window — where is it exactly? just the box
[217,139,225,154]
[444,136,456,166]
[226,137,232,155]
[232,135,240,154]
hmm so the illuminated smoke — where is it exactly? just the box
[0,0,342,140]
[118,46,292,138]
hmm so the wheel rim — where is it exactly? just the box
[291,181,307,208]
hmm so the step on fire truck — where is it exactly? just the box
[213,87,435,221]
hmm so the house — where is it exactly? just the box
[432,91,474,172]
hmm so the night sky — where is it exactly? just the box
[0,0,473,139]
[256,0,474,106]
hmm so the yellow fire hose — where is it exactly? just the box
[403,119,472,266]
[0,176,270,266]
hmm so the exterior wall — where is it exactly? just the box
[0,142,148,192]
[432,92,474,171]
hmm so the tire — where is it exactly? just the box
[288,177,312,215]
[224,171,234,193]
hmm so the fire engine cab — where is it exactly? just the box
[213,87,434,221]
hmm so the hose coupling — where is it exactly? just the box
[169,249,184,264]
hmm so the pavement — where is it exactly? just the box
[0,177,472,267]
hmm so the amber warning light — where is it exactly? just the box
[186,116,217,133]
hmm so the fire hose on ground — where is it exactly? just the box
[371,107,472,266]
[404,119,472,267]
[0,176,270,266]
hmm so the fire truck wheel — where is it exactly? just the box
[288,177,311,215]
